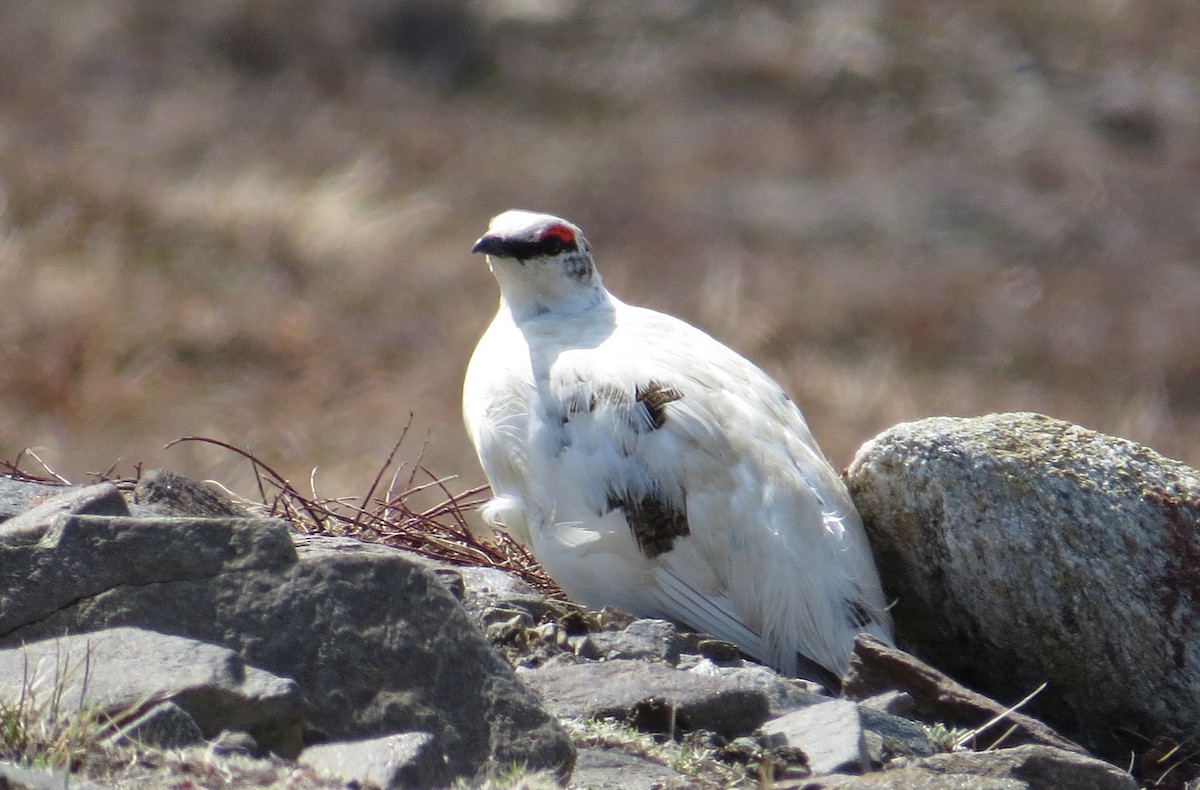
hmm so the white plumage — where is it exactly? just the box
[463,209,892,681]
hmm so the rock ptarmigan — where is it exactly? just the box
[462,209,892,681]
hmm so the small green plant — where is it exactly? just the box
[924,680,1050,753]
[923,722,973,752]
[563,717,752,787]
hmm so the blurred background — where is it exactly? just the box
[2,0,1198,510]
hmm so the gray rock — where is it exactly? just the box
[0,627,303,756]
[915,744,1137,790]
[761,700,868,775]
[457,566,566,625]
[801,766,1025,789]
[569,748,717,790]
[0,477,68,523]
[590,618,680,664]
[858,706,937,762]
[299,732,452,789]
[132,468,249,518]
[3,527,574,784]
[843,634,1085,755]
[521,659,770,739]
[0,483,129,543]
[104,701,206,749]
[858,691,917,718]
[0,514,298,635]
[683,661,829,715]
[847,412,1200,757]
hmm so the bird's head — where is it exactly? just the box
[472,210,606,321]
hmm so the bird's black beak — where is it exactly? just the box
[471,232,547,262]
[472,234,503,255]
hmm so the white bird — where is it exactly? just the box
[462,209,892,681]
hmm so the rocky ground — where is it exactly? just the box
[3,0,1199,498]
[1,412,1197,789]
[4,4,1198,787]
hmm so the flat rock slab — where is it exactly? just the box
[847,412,1200,757]
[299,732,451,789]
[762,699,868,775]
[0,477,72,523]
[0,627,304,756]
[0,514,298,635]
[521,659,770,739]
[0,483,129,543]
[808,767,1025,789]
[104,700,207,749]
[683,661,828,715]
[589,619,681,664]
[812,745,1136,789]
[914,745,1137,790]
[569,748,718,790]
[843,635,1084,755]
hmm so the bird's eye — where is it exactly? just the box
[537,224,577,255]
[541,224,575,244]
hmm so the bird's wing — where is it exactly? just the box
[535,302,889,674]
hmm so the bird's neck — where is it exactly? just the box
[492,256,609,324]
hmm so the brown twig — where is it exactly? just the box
[2,449,72,485]
[164,436,329,529]
[162,433,569,601]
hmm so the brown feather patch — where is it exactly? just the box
[635,381,683,430]
[607,491,690,559]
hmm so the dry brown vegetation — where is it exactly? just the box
[2,0,1198,507]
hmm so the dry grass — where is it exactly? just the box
[166,424,569,599]
[1,0,1198,513]
[0,643,107,773]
